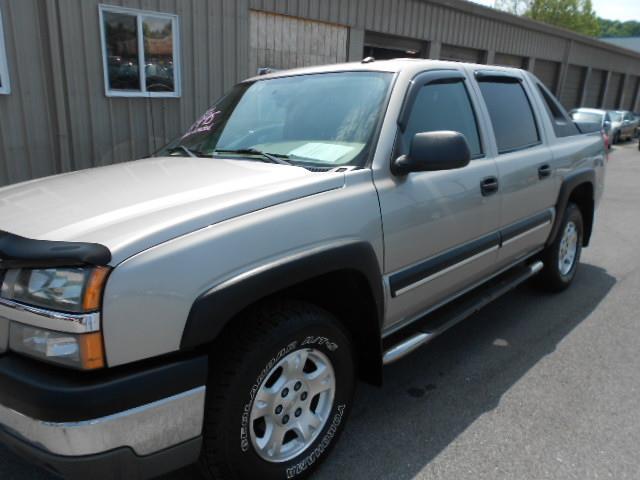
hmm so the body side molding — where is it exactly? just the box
[389,210,553,298]
[180,242,384,350]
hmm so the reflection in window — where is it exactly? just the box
[104,12,140,91]
[143,17,174,92]
[0,6,10,95]
[100,6,179,97]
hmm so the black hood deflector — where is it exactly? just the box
[0,231,111,269]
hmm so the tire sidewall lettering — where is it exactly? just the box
[239,334,342,458]
[285,404,346,479]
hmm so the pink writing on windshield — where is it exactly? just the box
[182,107,221,138]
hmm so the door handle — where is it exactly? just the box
[480,176,499,196]
[538,164,551,179]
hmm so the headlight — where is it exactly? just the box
[1,267,110,313]
[9,323,105,370]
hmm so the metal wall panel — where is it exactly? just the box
[534,59,560,92]
[559,65,585,111]
[3,0,640,186]
[0,0,249,186]
[249,10,347,74]
[0,0,57,185]
[584,69,606,108]
[604,72,623,110]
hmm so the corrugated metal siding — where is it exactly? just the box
[604,72,623,109]
[249,10,347,74]
[3,0,640,185]
[584,69,606,108]
[534,59,560,92]
[0,0,57,184]
[494,52,526,68]
[559,65,584,110]
[0,0,249,186]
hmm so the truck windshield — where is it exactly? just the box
[158,71,393,167]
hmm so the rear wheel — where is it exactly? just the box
[536,203,583,292]
[198,300,355,480]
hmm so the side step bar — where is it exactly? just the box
[382,260,543,365]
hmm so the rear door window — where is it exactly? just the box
[401,80,483,158]
[478,80,540,154]
[537,84,579,138]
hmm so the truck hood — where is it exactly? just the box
[0,157,345,264]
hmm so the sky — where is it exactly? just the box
[468,0,640,22]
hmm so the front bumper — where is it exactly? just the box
[0,353,208,479]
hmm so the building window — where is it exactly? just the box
[0,7,10,95]
[99,5,180,98]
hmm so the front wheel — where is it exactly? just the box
[198,301,355,480]
[536,203,583,292]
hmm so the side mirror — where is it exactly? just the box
[603,120,611,130]
[392,131,471,176]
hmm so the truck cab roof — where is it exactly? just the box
[245,58,529,82]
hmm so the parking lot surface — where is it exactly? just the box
[2,142,639,480]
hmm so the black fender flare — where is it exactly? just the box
[180,242,384,352]
[546,169,595,247]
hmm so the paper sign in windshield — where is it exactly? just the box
[289,143,355,163]
[182,107,221,138]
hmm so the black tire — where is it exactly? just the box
[198,300,355,480]
[613,131,621,144]
[536,203,583,292]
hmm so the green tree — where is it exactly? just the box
[598,18,640,38]
[524,0,601,36]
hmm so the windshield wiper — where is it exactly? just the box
[214,148,293,166]
[166,146,206,158]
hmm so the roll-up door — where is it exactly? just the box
[584,69,606,108]
[623,76,640,111]
[363,32,427,60]
[249,11,348,75]
[494,53,526,68]
[534,60,560,92]
[440,44,484,63]
[604,72,623,109]
[559,65,585,110]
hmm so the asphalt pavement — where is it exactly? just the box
[2,141,639,480]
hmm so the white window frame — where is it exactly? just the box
[0,6,11,95]
[98,4,181,98]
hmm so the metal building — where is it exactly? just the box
[0,0,639,186]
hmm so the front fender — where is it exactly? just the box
[180,241,384,349]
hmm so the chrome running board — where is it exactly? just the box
[383,260,543,365]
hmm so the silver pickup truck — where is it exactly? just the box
[0,59,605,480]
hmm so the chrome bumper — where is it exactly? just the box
[0,386,206,457]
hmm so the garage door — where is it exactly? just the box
[622,75,639,111]
[249,11,348,74]
[584,69,606,108]
[603,72,623,109]
[559,65,585,110]
[440,44,484,63]
[534,60,560,92]
[494,53,526,68]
